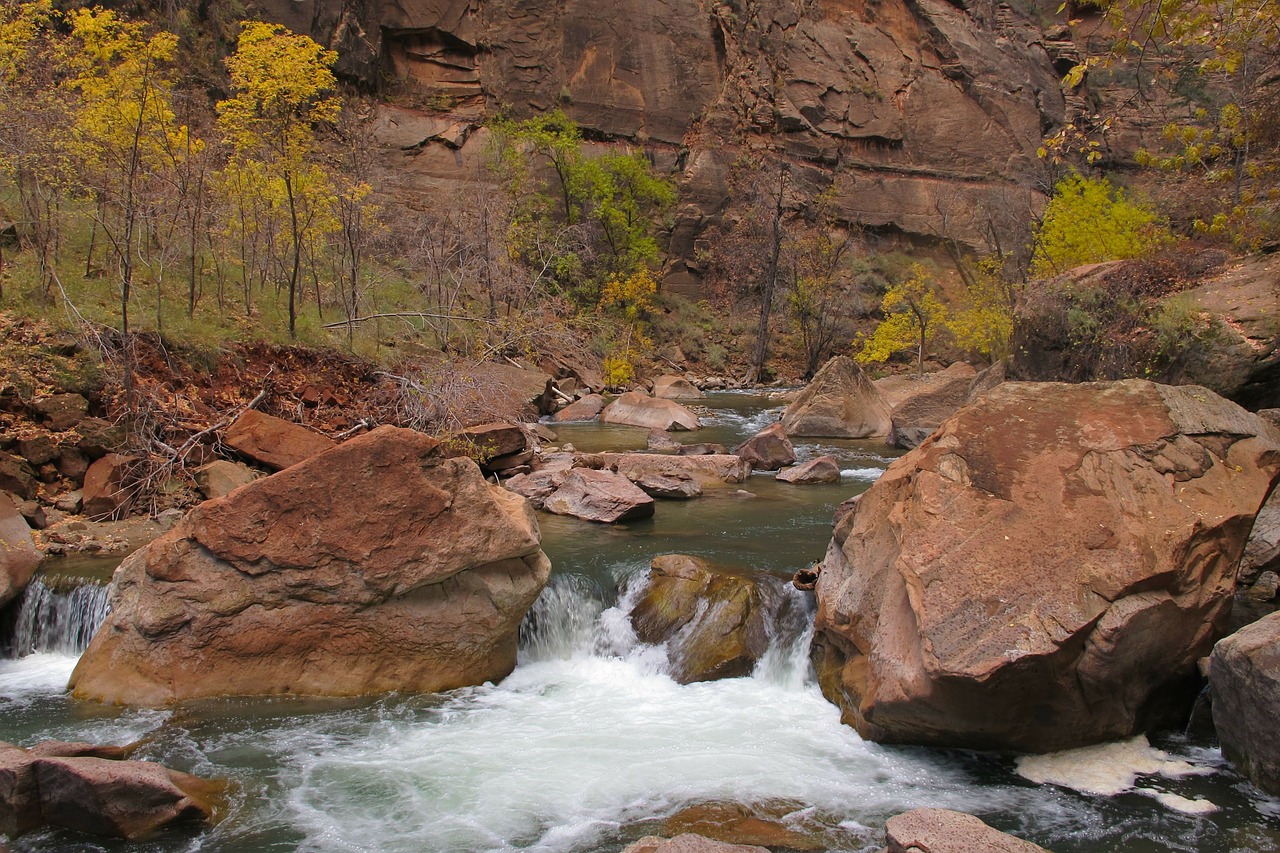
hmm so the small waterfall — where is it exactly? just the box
[519,574,608,662]
[8,576,112,657]
[520,569,817,687]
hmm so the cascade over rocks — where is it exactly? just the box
[602,392,701,432]
[781,357,891,439]
[69,426,551,705]
[629,555,771,684]
[1210,611,1280,796]
[812,380,1280,752]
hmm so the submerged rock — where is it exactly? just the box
[69,426,551,705]
[781,356,891,439]
[1210,611,1280,795]
[812,380,1280,752]
[884,809,1050,853]
[0,741,224,840]
[663,802,823,850]
[629,555,771,684]
[602,392,701,431]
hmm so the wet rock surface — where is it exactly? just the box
[813,380,1280,752]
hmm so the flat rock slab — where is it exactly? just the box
[885,808,1051,853]
[0,741,223,840]
[224,409,335,471]
[594,453,751,488]
[552,394,607,422]
[602,392,701,431]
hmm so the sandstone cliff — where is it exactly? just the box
[250,0,1066,287]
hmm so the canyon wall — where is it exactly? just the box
[252,0,1066,289]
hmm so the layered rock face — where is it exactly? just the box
[812,380,1280,752]
[250,0,1063,270]
[70,426,551,705]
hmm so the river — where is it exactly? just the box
[1,391,1277,852]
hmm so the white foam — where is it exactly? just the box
[1139,789,1219,815]
[1016,735,1211,797]
[841,467,885,481]
[0,652,79,694]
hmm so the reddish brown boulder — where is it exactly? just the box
[14,435,57,466]
[813,380,1280,752]
[633,471,702,499]
[223,409,335,471]
[543,468,655,523]
[552,393,607,422]
[875,363,977,449]
[0,452,37,501]
[734,423,796,471]
[776,456,840,485]
[884,809,1050,853]
[0,741,221,840]
[781,356,891,439]
[601,392,700,431]
[81,453,136,521]
[0,493,40,608]
[69,426,551,705]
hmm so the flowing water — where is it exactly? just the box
[2,391,1278,852]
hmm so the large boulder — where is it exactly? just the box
[0,741,222,840]
[629,555,771,683]
[812,380,1280,752]
[0,492,40,608]
[601,392,701,432]
[734,423,796,471]
[781,356,891,439]
[875,363,977,449]
[1210,611,1280,795]
[0,451,38,501]
[69,426,551,705]
[542,468,655,523]
[884,809,1050,853]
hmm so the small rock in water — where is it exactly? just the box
[622,834,769,853]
